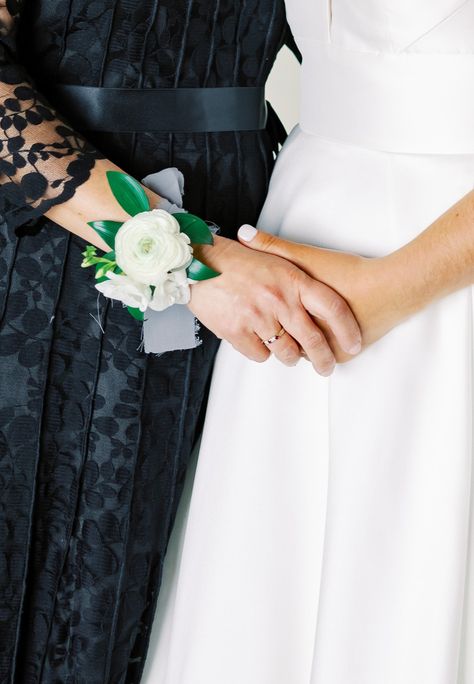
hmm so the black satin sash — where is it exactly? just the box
[45,85,268,133]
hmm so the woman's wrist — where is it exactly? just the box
[383,190,474,319]
[379,244,435,320]
[192,235,234,269]
[45,159,163,252]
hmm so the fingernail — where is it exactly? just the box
[238,224,258,241]
[348,341,362,355]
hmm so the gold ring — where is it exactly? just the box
[262,328,287,345]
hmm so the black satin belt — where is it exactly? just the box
[45,85,268,133]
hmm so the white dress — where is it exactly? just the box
[143,2,474,683]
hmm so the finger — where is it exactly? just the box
[299,277,362,355]
[255,324,301,367]
[280,310,336,376]
[238,224,299,259]
[315,317,356,364]
[228,330,271,364]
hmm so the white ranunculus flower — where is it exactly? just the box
[148,269,191,311]
[95,272,152,312]
[115,209,193,285]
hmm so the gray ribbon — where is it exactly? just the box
[140,168,200,354]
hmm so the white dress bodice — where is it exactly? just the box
[284,0,474,153]
[285,0,474,52]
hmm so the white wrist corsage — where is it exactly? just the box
[81,171,218,322]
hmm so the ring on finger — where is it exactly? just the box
[261,328,287,346]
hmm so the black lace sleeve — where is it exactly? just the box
[0,0,104,230]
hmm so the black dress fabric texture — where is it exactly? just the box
[0,1,294,682]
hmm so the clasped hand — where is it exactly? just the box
[235,228,412,364]
[189,235,362,376]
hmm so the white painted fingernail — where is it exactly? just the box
[238,224,258,241]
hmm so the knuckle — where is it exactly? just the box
[283,261,302,278]
[260,284,285,307]
[261,234,279,250]
[283,265,304,289]
[305,330,325,350]
[224,321,248,349]
[230,297,260,330]
[228,322,243,339]
[239,302,260,321]
[328,295,348,317]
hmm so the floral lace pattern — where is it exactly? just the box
[0,1,291,682]
[0,0,102,229]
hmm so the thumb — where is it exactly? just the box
[237,224,296,260]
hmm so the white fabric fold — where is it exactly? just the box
[140,168,200,354]
[299,39,474,153]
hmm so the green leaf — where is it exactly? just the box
[106,171,150,216]
[186,258,220,281]
[127,306,145,321]
[87,220,123,249]
[174,213,214,245]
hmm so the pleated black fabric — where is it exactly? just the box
[0,1,293,682]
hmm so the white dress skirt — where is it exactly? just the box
[143,1,474,682]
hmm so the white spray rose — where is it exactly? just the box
[95,272,152,312]
[115,209,193,286]
[148,269,191,311]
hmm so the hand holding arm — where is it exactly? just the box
[189,236,362,375]
[237,189,474,360]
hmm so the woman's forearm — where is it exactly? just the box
[45,158,162,252]
[1,3,161,247]
[385,189,474,315]
[235,188,474,359]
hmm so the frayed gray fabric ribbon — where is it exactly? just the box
[140,168,201,354]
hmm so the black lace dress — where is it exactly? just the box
[0,1,295,682]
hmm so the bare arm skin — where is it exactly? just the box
[237,189,474,362]
[44,162,362,375]
[44,158,162,253]
[190,236,361,375]
[47,166,363,376]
